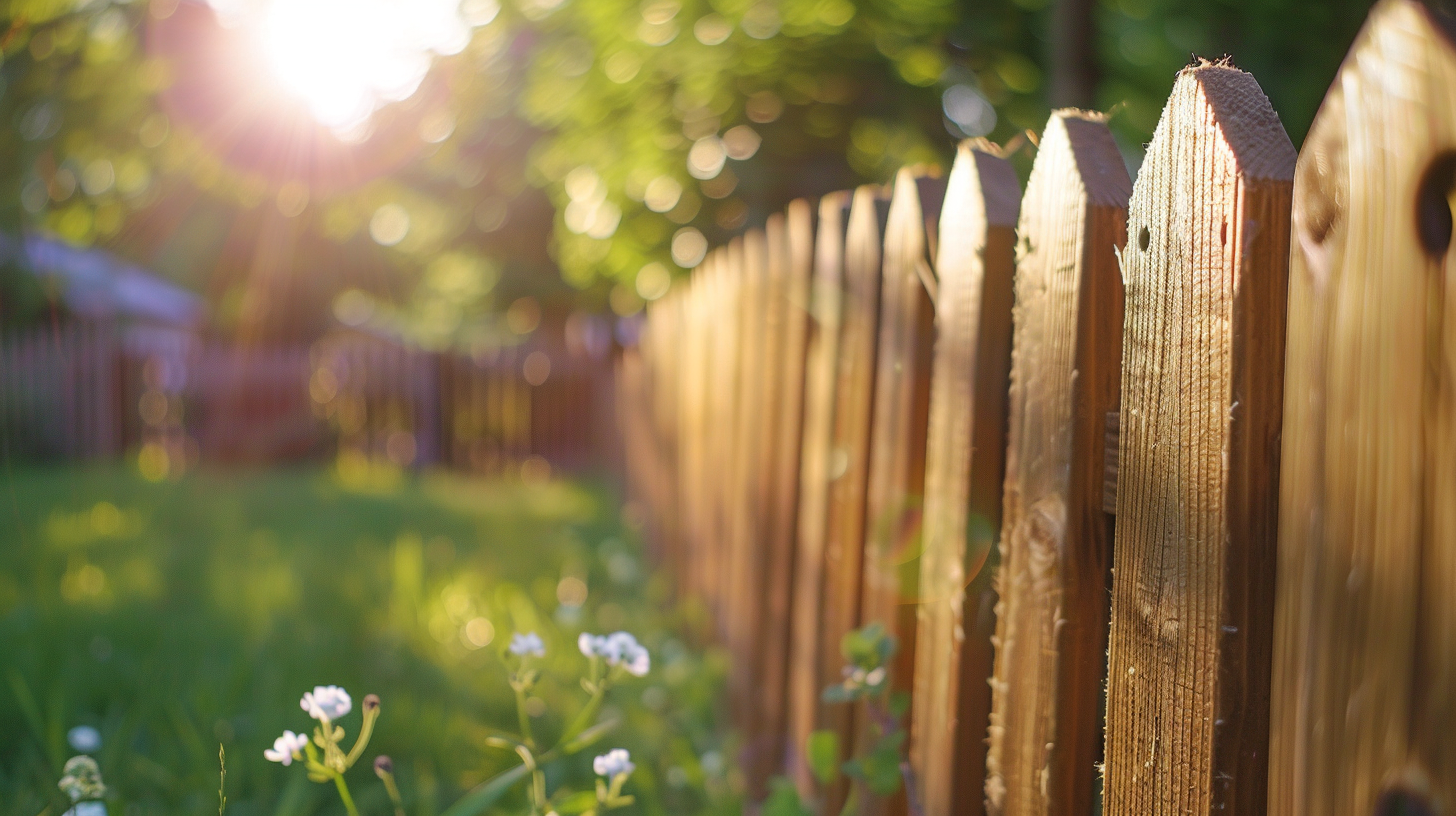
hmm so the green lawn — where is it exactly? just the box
[0,464,732,816]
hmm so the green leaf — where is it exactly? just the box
[887,691,911,719]
[807,730,840,785]
[559,718,619,755]
[439,763,532,816]
[762,777,813,816]
[552,790,600,815]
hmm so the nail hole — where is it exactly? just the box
[1416,151,1456,258]
[1138,226,1150,251]
[1374,787,1434,816]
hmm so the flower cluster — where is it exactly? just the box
[593,748,634,779]
[510,631,546,657]
[267,686,381,816]
[578,631,650,677]
[840,664,887,691]
[591,749,636,813]
[263,730,310,766]
[300,685,353,721]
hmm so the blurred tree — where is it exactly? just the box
[0,0,1376,336]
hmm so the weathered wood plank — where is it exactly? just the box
[743,209,814,793]
[911,141,1020,816]
[984,111,1130,816]
[819,184,890,814]
[1103,61,1294,816]
[1269,2,1456,814]
[787,191,853,797]
[676,273,712,605]
[726,232,770,743]
[860,168,945,700]
[704,248,741,623]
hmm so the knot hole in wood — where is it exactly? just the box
[1417,150,1456,258]
[1372,786,1435,816]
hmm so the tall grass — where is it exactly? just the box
[0,464,733,816]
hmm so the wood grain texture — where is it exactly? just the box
[676,265,713,606]
[747,208,815,794]
[819,185,889,814]
[911,141,1020,816]
[705,248,741,625]
[859,169,945,776]
[727,230,777,777]
[1268,2,1456,814]
[1103,62,1294,816]
[985,111,1129,816]
[787,191,852,797]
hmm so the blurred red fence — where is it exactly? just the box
[0,319,619,478]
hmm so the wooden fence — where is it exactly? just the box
[0,321,616,476]
[619,1,1456,813]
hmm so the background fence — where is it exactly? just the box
[620,1,1456,814]
[0,318,619,479]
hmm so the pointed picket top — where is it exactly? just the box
[986,110,1129,816]
[860,167,944,709]
[817,183,888,816]
[1270,2,1456,814]
[911,140,1020,816]
[1104,60,1293,816]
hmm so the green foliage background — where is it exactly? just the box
[0,0,1376,335]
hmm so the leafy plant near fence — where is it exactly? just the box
[764,624,910,816]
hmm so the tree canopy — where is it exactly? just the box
[0,0,1375,341]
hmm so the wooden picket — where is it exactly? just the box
[819,185,891,815]
[1103,61,1294,816]
[985,111,1129,816]
[910,141,1019,816]
[859,167,943,718]
[1270,1,1456,813]
[787,190,852,796]
[622,4,1456,814]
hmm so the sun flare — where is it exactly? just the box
[208,0,494,137]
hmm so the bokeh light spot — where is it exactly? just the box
[523,351,552,386]
[635,262,671,300]
[370,203,411,246]
[671,227,707,268]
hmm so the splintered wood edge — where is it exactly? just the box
[1186,63,1297,182]
[1105,55,1294,816]
[985,107,1128,816]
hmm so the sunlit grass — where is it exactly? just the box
[0,464,731,816]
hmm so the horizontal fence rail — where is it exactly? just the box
[621,1,1456,813]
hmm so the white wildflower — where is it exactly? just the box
[580,631,650,676]
[579,632,607,658]
[67,726,101,753]
[300,685,352,721]
[264,730,310,766]
[510,632,546,657]
[593,748,635,778]
[865,667,886,686]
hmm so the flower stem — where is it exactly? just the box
[333,773,361,816]
[557,679,607,748]
[514,684,535,748]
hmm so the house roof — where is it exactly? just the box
[9,233,204,327]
